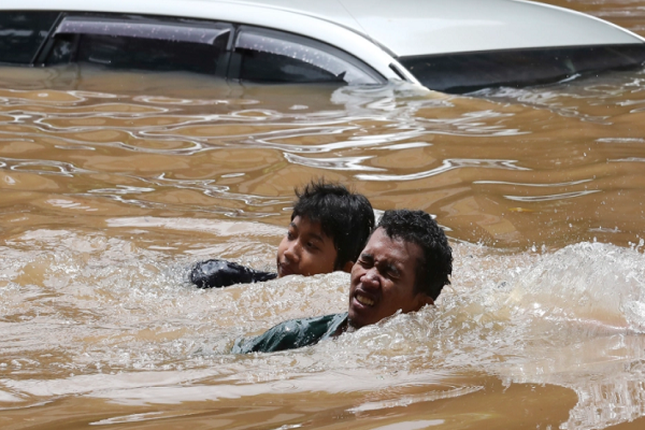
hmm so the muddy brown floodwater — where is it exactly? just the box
[2,1,645,429]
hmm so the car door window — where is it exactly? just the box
[232,27,383,85]
[0,11,59,64]
[44,16,231,76]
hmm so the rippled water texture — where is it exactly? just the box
[2,1,645,429]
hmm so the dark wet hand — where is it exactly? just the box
[190,259,277,288]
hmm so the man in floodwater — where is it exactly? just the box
[191,179,375,288]
[233,209,453,353]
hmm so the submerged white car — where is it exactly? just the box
[2,0,645,93]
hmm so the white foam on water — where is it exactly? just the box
[2,228,645,429]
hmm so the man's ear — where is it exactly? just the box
[341,261,354,273]
[417,293,434,308]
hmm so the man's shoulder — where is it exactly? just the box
[232,313,348,354]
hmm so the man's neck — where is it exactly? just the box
[332,317,355,337]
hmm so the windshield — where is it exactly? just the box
[399,44,645,93]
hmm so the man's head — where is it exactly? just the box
[348,209,452,329]
[276,179,375,277]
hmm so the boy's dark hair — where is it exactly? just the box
[292,180,375,270]
[376,209,452,300]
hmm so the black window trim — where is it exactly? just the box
[54,15,231,45]
[28,11,63,65]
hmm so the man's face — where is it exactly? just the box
[348,227,432,329]
[276,215,337,277]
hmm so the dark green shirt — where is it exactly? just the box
[232,313,348,353]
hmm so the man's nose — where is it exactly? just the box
[360,268,379,288]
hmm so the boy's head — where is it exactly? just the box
[276,179,375,278]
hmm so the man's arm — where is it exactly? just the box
[190,259,277,288]
[232,313,347,354]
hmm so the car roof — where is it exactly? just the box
[225,0,645,56]
[339,0,645,56]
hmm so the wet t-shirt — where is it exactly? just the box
[232,313,348,353]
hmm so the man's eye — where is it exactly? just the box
[385,267,400,279]
[358,257,372,267]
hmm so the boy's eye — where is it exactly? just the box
[286,230,295,240]
[306,241,319,251]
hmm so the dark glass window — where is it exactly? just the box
[45,16,230,75]
[0,11,59,64]
[233,28,383,85]
[45,33,75,65]
[76,34,225,73]
[400,44,645,94]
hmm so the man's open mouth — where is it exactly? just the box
[356,293,375,307]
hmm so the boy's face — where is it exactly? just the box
[348,227,432,329]
[276,215,338,277]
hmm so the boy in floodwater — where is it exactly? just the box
[190,179,375,288]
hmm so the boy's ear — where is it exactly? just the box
[341,261,354,273]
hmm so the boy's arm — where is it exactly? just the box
[190,259,277,288]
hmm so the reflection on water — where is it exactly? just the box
[3,66,645,247]
[2,1,645,428]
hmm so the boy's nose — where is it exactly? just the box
[284,241,300,261]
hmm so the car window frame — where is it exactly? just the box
[32,13,234,78]
[0,10,385,86]
[228,25,385,85]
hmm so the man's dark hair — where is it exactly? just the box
[292,179,375,270]
[376,209,452,300]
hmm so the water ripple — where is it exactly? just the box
[284,153,383,171]
[1,157,91,177]
[474,179,593,187]
[356,158,530,181]
[504,190,601,202]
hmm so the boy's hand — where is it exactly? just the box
[190,259,277,288]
